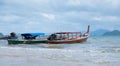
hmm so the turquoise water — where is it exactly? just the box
[0,36,120,66]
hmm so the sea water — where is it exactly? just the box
[0,36,120,66]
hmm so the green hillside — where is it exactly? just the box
[103,30,120,36]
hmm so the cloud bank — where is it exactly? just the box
[0,0,120,34]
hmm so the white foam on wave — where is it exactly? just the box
[93,60,110,64]
[112,48,120,52]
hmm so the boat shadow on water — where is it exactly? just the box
[7,40,91,49]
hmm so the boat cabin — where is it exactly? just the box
[21,33,45,40]
[47,32,82,40]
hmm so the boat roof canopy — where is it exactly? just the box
[54,32,82,34]
[21,33,45,37]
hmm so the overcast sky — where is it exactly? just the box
[0,0,120,34]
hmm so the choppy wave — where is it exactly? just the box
[0,36,120,66]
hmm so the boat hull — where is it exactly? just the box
[8,39,47,44]
[48,37,88,44]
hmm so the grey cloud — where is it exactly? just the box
[0,0,120,33]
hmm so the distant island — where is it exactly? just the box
[103,30,120,36]
[91,29,120,36]
[0,33,4,37]
[90,29,110,36]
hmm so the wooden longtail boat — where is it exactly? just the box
[47,25,90,44]
[8,33,47,44]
